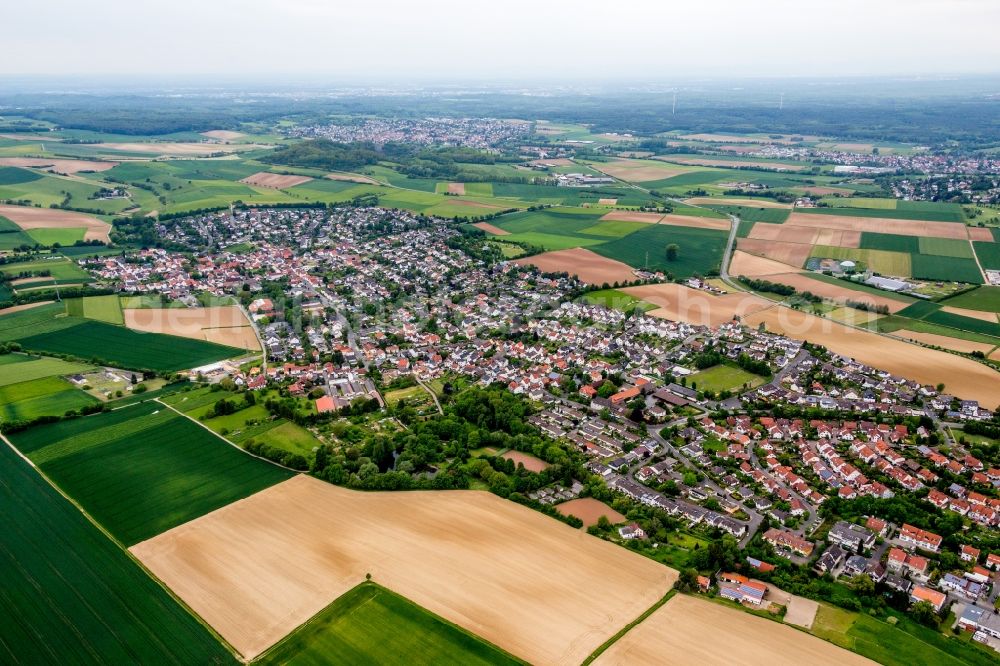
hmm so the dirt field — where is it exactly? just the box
[736,238,812,268]
[684,197,791,209]
[814,228,862,247]
[729,250,801,276]
[595,594,871,666]
[501,450,550,472]
[530,158,575,166]
[555,498,625,527]
[659,214,731,231]
[785,212,969,240]
[130,475,676,663]
[600,211,663,224]
[969,227,995,242]
[743,306,1000,408]
[92,142,264,156]
[794,186,853,196]
[754,273,910,313]
[659,156,805,171]
[200,130,245,141]
[472,221,509,235]
[748,222,818,245]
[123,306,260,350]
[892,330,997,355]
[0,204,111,243]
[621,283,771,327]
[941,306,999,322]
[326,171,381,185]
[782,596,820,630]
[446,182,466,195]
[0,301,53,316]
[239,172,313,189]
[0,157,118,174]
[515,248,636,285]
[592,160,688,183]
[597,198,618,205]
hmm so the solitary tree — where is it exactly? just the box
[665,243,680,261]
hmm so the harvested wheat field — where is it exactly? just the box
[324,172,379,185]
[555,498,625,527]
[814,228,862,247]
[969,227,995,242]
[659,214,731,231]
[130,475,676,663]
[892,330,996,355]
[594,594,873,666]
[941,306,999,323]
[472,221,509,235]
[737,238,812,268]
[446,182,466,195]
[0,204,111,243]
[239,172,313,189]
[744,306,1000,408]
[684,197,791,209]
[621,283,771,327]
[0,157,118,174]
[729,250,801,277]
[530,157,575,166]
[784,212,968,240]
[748,222,818,245]
[826,307,883,328]
[597,198,618,205]
[124,306,260,350]
[754,273,910,313]
[201,130,245,141]
[601,211,663,224]
[795,186,853,197]
[659,156,805,171]
[592,160,688,183]
[515,248,636,285]
[92,142,263,156]
[502,450,549,472]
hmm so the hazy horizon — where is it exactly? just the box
[6,0,1000,80]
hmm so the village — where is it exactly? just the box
[81,205,1000,648]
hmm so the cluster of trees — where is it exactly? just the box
[262,139,383,171]
[845,299,890,315]
[738,275,821,303]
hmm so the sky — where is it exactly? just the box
[4,0,999,81]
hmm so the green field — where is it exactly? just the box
[593,225,728,278]
[256,583,523,666]
[897,300,1000,337]
[918,237,974,258]
[809,603,996,666]
[0,354,94,387]
[859,232,920,253]
[941,286,1000,312]
[974,241,1000,271]
[690,364,766,393]
[25,228,87,247]
[580,289,656,312]
[8,401,293,544]
[0,256,91,282]
[0,440,236,664]
[910,254,983,284]
[798,204,964,223]
[1,308,242,372]
[0,376,100,422]
[707,205,790,224]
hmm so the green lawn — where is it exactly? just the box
[0,440,236,665]
[0,354,94,387]
[941,286,1000,313]
[581,289,656,312]
[255,583,523,666]
[8,401,293,545]
[0,256,91,282]
[690,364,766,393]
[809,603,997,666]
[0,376,100,422]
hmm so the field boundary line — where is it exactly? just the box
[154,397,302,473]
[0,431,244,662]
[581,588,677,665]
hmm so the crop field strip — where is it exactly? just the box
[0,376,100,423]
[0,438,236,665]
[255,583,523,666]
[8,401,293,545]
